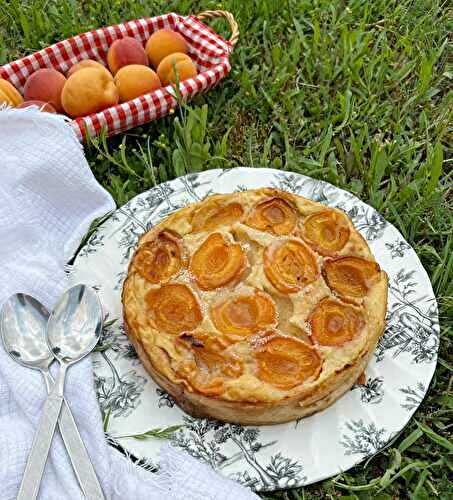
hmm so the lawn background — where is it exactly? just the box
[1,0,451,498]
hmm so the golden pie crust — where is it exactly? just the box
[122,188,388,425]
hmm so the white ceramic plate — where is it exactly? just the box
[69,168,439,491]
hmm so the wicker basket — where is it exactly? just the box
[0,10,238,142]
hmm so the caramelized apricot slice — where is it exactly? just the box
[176,333,242,396]
[190,233,247,290]
[323,256,381,299]
[309,298,365,346]
[134,230,184,284]
[146,283,202,334]
[191,201,244,232]
[245,197,297,235]
[264,239,319,294]
[254,334,321,389]
[211,290,276,339]
[301,210,350,256]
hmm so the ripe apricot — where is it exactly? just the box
[114,65,161,102]
[67,59,112,80]
[157,53,197,85]
[61,68,119,118]
[145,29,188,68]
[0,78,23,106]
[107,37,147,75]
[24,68,66,112]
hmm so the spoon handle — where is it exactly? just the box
[60,397,106,499]
[42,371,106,500]
[17,389,64,500]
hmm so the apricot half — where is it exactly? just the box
[145,283,202,334]
[245,197,297,235]
[190,233,246,290]
[301,210,350,256]
[191,201,244,232]
[176,333,242,396]
[309,298,365,346]
[323,256,381,299]
[254,333,321,389]
[134,230,184,284]
[264,239,319,294]
[211,289,276,340]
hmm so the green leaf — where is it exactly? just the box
[335,89,353,132]
[103,407,112,432]
[370,147,388,194]
[425,142,443,195]
[398,428,424,453]
[93,343,112,353]
[19,11,31,47]
[319,124,333,166]
[116,425,184,441]
[417,55,434,96]
[416,421,453,452]
[172,149,186,177]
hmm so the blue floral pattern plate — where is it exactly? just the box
[69,168,439,492]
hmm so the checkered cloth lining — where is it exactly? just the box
[0,13,232,141]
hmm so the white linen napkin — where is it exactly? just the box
[0,106,258,500]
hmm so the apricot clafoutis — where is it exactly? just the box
[122,188,388,425]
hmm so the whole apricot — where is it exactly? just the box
[0,78,23,106]
[145,29,188,68]
[157,53,197,85]
[67,60,112,80]
[17,100,57,113]
[114,65,161,102]
[61,68,119,118]
[24,68,66,112]
[107,37,147,75]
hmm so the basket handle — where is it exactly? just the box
[195,10,239,48]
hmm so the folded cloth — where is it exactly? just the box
[0,106,259,500]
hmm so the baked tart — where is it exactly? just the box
[122,188,388,425]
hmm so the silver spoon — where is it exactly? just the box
[0,293,105,499]
[15,285,103,500]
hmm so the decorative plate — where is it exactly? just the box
[69,168,439,492]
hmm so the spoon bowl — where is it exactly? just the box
[47,284,103,364]
[1,294,51,371]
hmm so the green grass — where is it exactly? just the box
[1,0,452,498]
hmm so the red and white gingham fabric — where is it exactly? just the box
[0,13,232,141]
